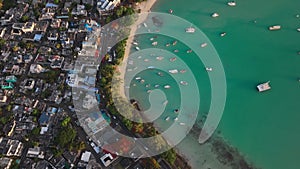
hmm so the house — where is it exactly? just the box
[80,151,91,163]
[0,158,13,169]
[0,137,23,157]
[1,82,14,90]
[24,79,35,89]
[71,4,87,16]
[5,75,17,83]
[29,64,45,74]
[21,22,35,33]
[26,147,44,159]
[100,153,115,167]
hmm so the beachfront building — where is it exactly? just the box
[97,0,120,12]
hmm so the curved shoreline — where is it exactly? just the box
[117,0,157,100]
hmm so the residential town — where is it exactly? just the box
[0,0,183,169]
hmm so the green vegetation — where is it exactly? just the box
[0,38,6,48]
[55,125,77,147]
[31,127,41,136]
[162,149,177,164]
[20,15,29,22]
[61,116,71,127]
[1,0,17,11]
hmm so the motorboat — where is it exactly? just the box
[156,56,164,60]
[152,41,158,46]
[206,67,213,71]
[135,46,140,51]
[165,116,170,121]
[169,57,177,62]
[179,122,186,126]
[174,117,178,121]
[187,49,193,53]
[180,69,187,73]
[172,40,178,45]
[201,43,207,47]
[220,32,226,37]
[180,81,188,85]
[169,9,173,14]
[269,25,281,31]
[168,69,178,74]
[185,27,195,33]
[165,43,171,47]
[164,85,171,89]
[211,12,219,18]
[227,1,236,6]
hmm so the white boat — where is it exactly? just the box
[206,67,213,71]
[180,81,188,85]
[135,46,140,51]
[174,49,179,53]
[169,9,173,14]
[187,49,193,53]
[269,25,281,31]
[185,27,195,33]
[156,56,164,60]
[135,77,141,80]
[133,42,138,45]
[157,72,164,76]
[150,37,154,41]
[257,81,271,92]
[168,69,178,74]
[147,66,155,69]
[143,23,148,27]
[155,84,160,88]
[220,32,226,37]
[174,117,178,121]
[163,100,168,105]
[170,57,177,62]
[165,43,170,47]
[201,43,207,47]
[172,41,177,46]
[297,28,300,32]
[164,85,171,89]
[165,116,170,121]
[180,69,187,73]
[152,41,158,46]
[179,122,186,126]
[227,1,236,6]
[211,12,219,18]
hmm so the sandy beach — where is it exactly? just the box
[117,0,157,99]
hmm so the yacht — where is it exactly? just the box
[135,46,140,51]
[257,81,271,92]
[150,37,154,41]
[133,41,138,45]
[227,1,236,6]
[269,25,281,31]
[297,28,300,32]
[211,12,219,18]
[165,116,170,121]
[163,100,168,105]
[168,69,178,74]
[185,26,195,33]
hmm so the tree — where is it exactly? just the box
[162,148,177,164]
[20,15,29,22]
[31,127,41,136]
[55,125,77,147]
[61,116,71,127]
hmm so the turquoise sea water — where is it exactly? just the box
[127,0,300,169]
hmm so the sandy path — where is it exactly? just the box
[117,0,157,99]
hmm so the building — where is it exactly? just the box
[80,151,91,163]
[0,158,12,169]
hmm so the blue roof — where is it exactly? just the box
[46,3,58,8]
[39,112,50,125]
[34,34,42,41]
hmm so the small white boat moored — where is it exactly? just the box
[227,1,236,6]
[211,12,219,18]
[201,43,207,47]
[269,25,281,31]
[164,85,171,89]
[180,81,188,85]
[206,67,213,71]
[169,69,178,74]
[135,46,140,51]
[165,116,170,121]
